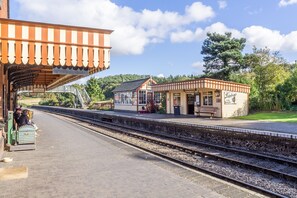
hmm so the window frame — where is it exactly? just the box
[138,90,147,105]
[202,91,213,106]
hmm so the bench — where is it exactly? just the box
[196,106,217,118]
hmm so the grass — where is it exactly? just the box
[235,112,297,123]
[18,97,42,106]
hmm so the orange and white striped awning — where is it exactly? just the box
[0,18,113,90]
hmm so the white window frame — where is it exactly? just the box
[203,91,213,106]
[138,90,146,105]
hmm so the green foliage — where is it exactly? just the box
[201,32,246,80]
[39,93,59,106]
[55,93,76,107]
[246,48,290,110]
[157,93,167,114]
[276,69,297,110]
[85,77,105,102]
[229,46,294,111]
[39,92,76,107]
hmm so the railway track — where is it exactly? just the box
[42,110,297,198]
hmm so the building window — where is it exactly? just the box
[114,92,132,104]
[173,93,181,106]
[203,91,213,106]
[154,92,161,104]
[139,90,146,105]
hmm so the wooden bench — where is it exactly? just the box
[196,106,217,118]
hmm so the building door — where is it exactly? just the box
[187,94,195,114]
[147,92,153,103]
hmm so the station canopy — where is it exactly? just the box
[152,78,250,94]
[0,18,113,92]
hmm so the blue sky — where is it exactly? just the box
[9,0,297,83]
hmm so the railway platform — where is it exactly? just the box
[98,110,297,135]
[0,110,264,198]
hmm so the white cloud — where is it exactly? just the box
[16,0,214,55]
[218,1,227,9]
[243,26,297,51]
[157,74,165,78]
[242,26,284,50]
[171,22,297,53]
[171,30,196,43]
[279,0,297,7]
[170,22,242,43]
[185,2,215,22]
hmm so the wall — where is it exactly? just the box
[166,89,248,118]
[0,0,9,18]
[194,90,222,117]
[222,91,248,118]
[167,91,187,115]
[114,104,137,112]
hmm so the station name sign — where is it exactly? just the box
[33,88,45,93]
[53,67,89,76]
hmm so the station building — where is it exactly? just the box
[113,77,157,112]
[0,0,112,155]
[152,78,250,118]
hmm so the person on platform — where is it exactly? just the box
[18,109,30,127]
[13,107,22,129]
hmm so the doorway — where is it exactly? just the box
[187,94,195,114]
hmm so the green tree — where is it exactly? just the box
[244,47,290,110]
[86,77,105,101]
[201,32,246,80]
[276,68,297,110]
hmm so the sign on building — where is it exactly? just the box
[224,92,237,105]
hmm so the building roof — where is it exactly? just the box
[152,78,250,94]
[112,77,151,92]
[0,18,113,91]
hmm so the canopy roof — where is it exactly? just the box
[112,77,151,92]
[0,18,113,91]
[152,78,250,94]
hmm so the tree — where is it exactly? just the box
[244,47,290,110]
[201,32,246,80]
[85,77,105,101]
[276,68,297,110]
